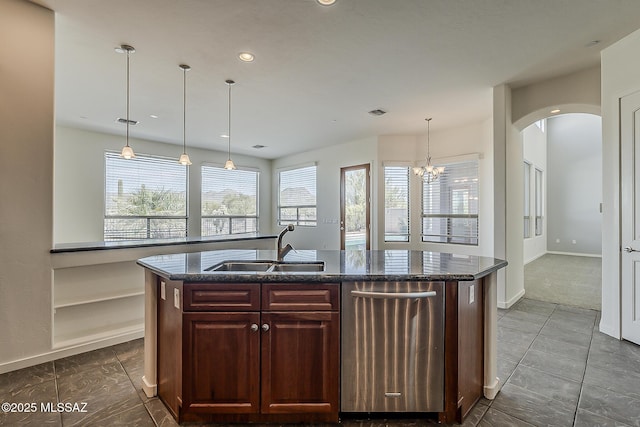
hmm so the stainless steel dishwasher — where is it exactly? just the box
[341,281,444,412]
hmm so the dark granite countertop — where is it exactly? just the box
[137,249,507,283]
[51,233,276,253]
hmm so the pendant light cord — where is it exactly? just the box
[126,50,130,147]
[183,67,187,154]
[227,82,232,160]
[426,117,431,159]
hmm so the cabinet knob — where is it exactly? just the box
[262,323,270,332]
[250,323,259,332]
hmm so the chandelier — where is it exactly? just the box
[413,117,444,183]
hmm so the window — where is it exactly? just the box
[104,152,187,240]
[201,165,259,236]
[422,159,479,245]
[278,165,317,226]
[535,168,543,236]
[524,161,531,238]
[384,165,410,242]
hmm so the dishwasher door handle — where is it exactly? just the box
[350,290,437,299]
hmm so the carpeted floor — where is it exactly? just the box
[524,254,601,310]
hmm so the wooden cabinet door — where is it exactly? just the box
[260,311,339,416]
[182,312,260,414]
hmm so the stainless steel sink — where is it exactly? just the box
[206,260,325,273]
[269,262,325,272]
[206,261,274,272]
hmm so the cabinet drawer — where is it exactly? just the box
[262,283,339,311]
[183,283,260,311]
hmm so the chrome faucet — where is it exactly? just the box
[276,224,295,261]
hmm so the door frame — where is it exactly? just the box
[340,163,371,250]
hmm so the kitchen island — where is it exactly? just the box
[137,249,507,424]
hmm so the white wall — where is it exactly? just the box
[0,0,54,365]
[271,137,378,250]
[601,28,640,338]
[378,119,495,257]
[54,126,273,244]
[546,114,602,256]
[522,123,547,263]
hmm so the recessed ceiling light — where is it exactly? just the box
[252,144,266,149]
[317,0,336,5]
[368,109,387,116]
[586,40,601,47]
[150,114,159,119]
[550,109,561,114]
[238,52,255,62]
[220,133,229,138]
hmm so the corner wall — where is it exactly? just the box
[0,0,54,364]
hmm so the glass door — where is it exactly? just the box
[340,164,370,250]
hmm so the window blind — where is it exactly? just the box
[535,168,543,236]
[278,165,317,226]
[384,166,410,242]
[524,161,531,238]
[422,159,479,245]
[104,152,187,240]
[201,165,259,236]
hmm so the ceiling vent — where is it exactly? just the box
[116,118,139,125]
[368,109,387,116]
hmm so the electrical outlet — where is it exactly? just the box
[556,238,560,243]
[572,239,577,244]
[160,281,166,300]
[173,288,180,309]
[469,284,475,304]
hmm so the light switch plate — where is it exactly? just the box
[173,288,180,309]
[469,284,475,304]
[160,281,166,300]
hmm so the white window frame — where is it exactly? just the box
[383,163,410,242]
[103,151,188,240]
[535,167,543,236]
[201,164,260,236]
[421,155,479,246]
[277,164,317,227]
[524,160,532,238]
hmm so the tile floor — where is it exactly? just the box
[1,298,640,426]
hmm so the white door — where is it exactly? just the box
[621,90,640,345]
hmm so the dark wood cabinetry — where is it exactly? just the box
[157,280,339,424]
[440,279,485,424]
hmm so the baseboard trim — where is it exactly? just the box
[484,377,501,400]
[546,251,602,258]
[598,321,620,339]
[497,288,525,309]
[0,330,143,375]
[524,252,546,265]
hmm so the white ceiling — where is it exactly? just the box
[32,0,640,159]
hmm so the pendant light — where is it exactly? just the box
[116,44,136,159]
[413,118,444,183]
[178,64,192,166]
[224,79,237,170]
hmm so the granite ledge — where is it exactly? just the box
[51,233,276,253]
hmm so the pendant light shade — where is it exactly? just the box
[224,79,237,170]
[413,118,444,183]
[178,64,192,166]
[116,44,136,159]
